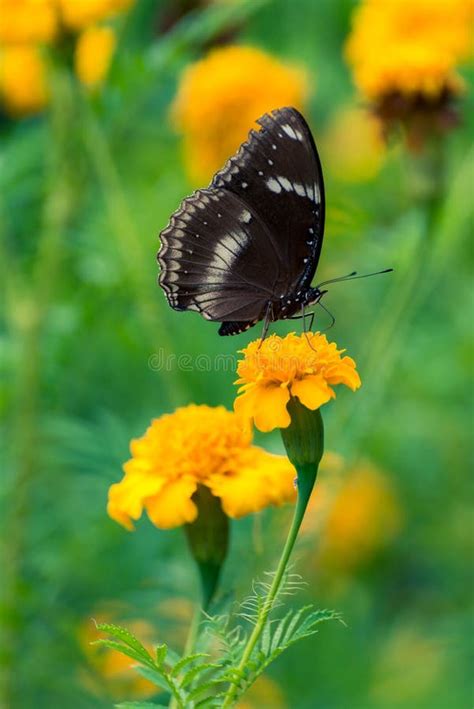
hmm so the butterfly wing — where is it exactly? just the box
[158,187,284,323]
[211,106,325,293]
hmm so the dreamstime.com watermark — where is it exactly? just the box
[148,350,238,373]
[148,341,305,373]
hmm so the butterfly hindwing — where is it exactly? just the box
[158,187,284,322]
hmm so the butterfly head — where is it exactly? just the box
[303,287,327,308]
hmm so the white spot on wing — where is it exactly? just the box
[240,209,252,223]
[281,124,303,140]
[294,184,306,197]
[266,178,282,193]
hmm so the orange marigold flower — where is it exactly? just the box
[75,25,116,88]
[58,0,135,30]
[107,405,296,530]
[234,332,361,433]
[0,0,58,44]
[172,45,308,184]
[0,45,48,116]
[345,0,473,102]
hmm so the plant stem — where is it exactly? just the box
[168,604,201,709]
[222,464,317,708]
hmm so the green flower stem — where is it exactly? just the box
[222,454,320,707]
[168,605,201,709]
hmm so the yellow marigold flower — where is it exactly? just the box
[0,45,48,116]
[234,332,361,433]
[0,0,57,44]
[172,45,308,184]
[107,405,296,530]
[58,0,134,31]
[345,0,473,102]
[75,25,116,88]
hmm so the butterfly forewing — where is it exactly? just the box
[158,187,283,322]
[211,107,325,292]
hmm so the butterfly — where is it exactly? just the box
[158,106,328,337]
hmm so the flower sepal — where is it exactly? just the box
[184,485,229,609]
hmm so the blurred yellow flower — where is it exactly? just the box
[234,333,361,433]
[75,25,116,88]
[0,44,48,115]
[79,613,156,700]
[107,405,296,530]
[172,45,308,183]
[58,0,134,30]
[324,104,386,183]
[318,464,402,571]
[345,0,473,102]
[0,0,57,44]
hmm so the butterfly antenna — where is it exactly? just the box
[316,268,393,289]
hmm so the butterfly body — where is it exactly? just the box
[158,107,326,336]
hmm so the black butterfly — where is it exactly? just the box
[158,106,327,337]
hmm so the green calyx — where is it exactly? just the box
[184,485,229,609]
[281,397,324,466]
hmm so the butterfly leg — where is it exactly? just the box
[288,310,315,329]
[257,302,274,349]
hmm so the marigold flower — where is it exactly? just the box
[107,405,296,530]
[345,0,473,103]
[0,0,58,44]
[172,45,308,184]
[75,25,116,88]
[0,45,48,115]
[234,332,361,433]
[57,0,134,30]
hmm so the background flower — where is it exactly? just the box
[171,44,308,183]
[0,45,48,115]
[345,0,473,103]
[234,333,361,432]
[108,405,296,530]
[75,25,116,88]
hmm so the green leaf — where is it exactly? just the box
[92,639,155,668]
[179,661,221,688]
[94,622,154,664]
[133,665,171,692]
[155,644,167,668]
[170,652,209,677]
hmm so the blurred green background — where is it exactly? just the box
[1,1,473,707]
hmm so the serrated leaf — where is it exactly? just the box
[187,677,226,702]
[170,652,209,677]
[92,639,155,668]
[270,610,292,653]
[179,661,221,688]
[133,665,171,692]
[155,644,167,668]
[94,622,154,664]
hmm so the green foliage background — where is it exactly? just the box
[1,1,473,707]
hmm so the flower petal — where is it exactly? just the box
[291,375,334,410]
[208,447,296,518]
[145,477,198,529]
[235,383,291,432]
[107,472,166,530]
